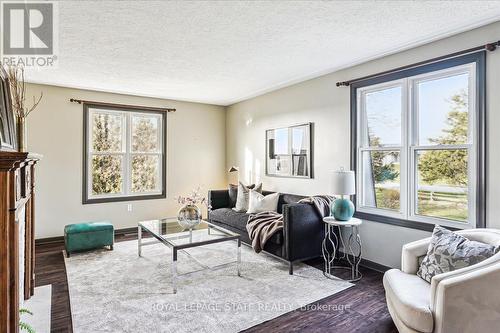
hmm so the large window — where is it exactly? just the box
[83,104,166,204]
[352,53,485,230]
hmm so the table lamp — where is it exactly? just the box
[330,168,355,221]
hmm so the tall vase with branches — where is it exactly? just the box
[5,65,43,152]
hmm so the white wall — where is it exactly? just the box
[226,21,500,268]
[26,84,227,238]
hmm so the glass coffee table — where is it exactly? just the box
[138,218,241,293]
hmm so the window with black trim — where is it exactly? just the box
[83,104,166,204]
[351,52,485,230]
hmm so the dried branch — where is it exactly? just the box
[4,64,42,118]
[26,92,43,116]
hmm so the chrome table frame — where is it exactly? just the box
[322,217,362,282]
[138,219,241,294]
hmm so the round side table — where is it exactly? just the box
[322,217,362,282]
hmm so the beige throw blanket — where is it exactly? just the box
[298,195,335,217]
[246,195,335,253]
[246,211,283,253]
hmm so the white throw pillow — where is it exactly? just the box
[247,190,279,214]
[233,182,262,212]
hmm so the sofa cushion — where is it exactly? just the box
[210,208,282,245]
[383,269,433,333]
[228,184,238,208]
[229,183,256,208]
[247,191,279,214]
[234,182,262,212]
[211,208,250,230]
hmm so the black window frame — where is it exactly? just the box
[82,103,167,204]
[350,52,486,231]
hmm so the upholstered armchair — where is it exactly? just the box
[383,229,500,333]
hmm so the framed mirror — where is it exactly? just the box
[266,123,313,178]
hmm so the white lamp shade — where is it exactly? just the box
[331,170,355,195]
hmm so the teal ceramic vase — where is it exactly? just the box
[331,198,355,221]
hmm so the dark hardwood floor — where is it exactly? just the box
[35,234,397,333]
[35,242,74,333]
[243,259,397,333]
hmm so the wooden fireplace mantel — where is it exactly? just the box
[0,151,41,333]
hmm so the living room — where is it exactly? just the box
[1,1,500,333]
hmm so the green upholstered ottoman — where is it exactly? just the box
[64,221,114,256]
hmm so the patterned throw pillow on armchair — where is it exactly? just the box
[417,225,499,283]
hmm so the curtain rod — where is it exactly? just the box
[336,40,499,87]
[69,98,176,112]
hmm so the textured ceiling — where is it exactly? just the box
[25,1,500,106]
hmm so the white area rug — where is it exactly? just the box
[65,235,352,333]
[22,285,52,333]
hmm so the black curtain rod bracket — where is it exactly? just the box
[336,40,499,87]
[69,98,176,112]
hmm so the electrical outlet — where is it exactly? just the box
[127,204,132,212]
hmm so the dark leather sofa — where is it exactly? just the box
[208,190,325,274]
